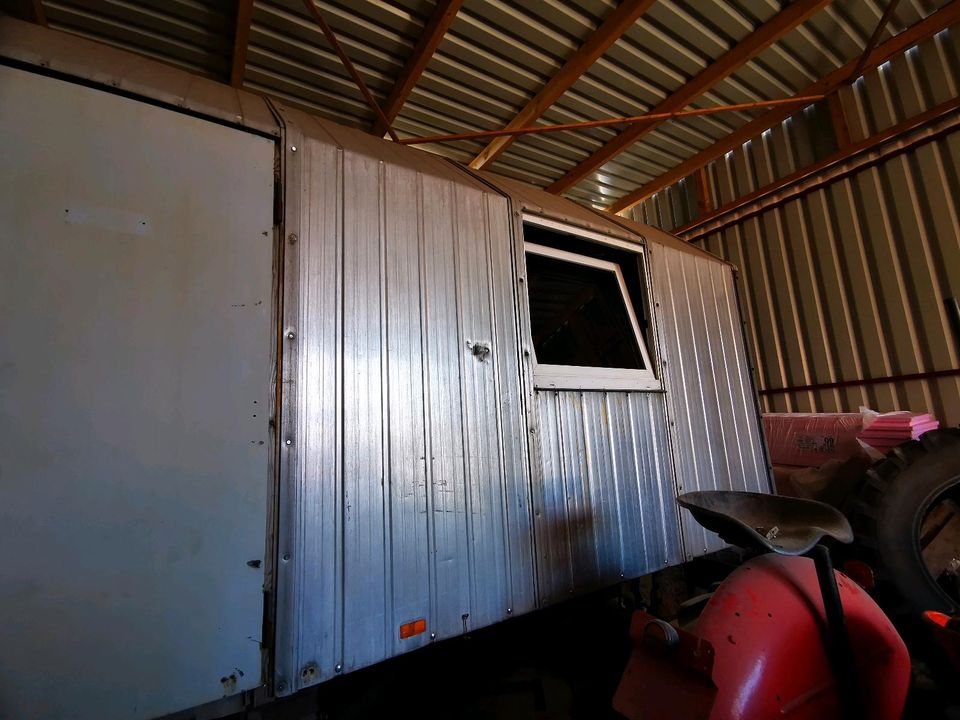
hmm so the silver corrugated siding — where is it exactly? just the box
[273,104,537,694]
[475,175,771,565]
[635,26,960,427]
[532,390,682,602]
[647,237,772,557]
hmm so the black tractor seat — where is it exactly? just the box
[677,490,853,556]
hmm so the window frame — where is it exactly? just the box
[521,220,660,392]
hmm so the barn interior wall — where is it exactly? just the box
[632,27,960,426]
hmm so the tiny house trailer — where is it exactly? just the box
[0,18,771,720]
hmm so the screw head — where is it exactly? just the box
[335,663,343,673]
[506,608,512,615]
[277,681,287,692]
[282,553,291,562]
[285,438,293,446]
[288,233,298,244]
[291,145,297,152]
[287,331,296,339]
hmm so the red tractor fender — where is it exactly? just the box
[615,554,910,720]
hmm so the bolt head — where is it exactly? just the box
[287,331,295,339]
[291,145,297,152]
[285,438,293,445]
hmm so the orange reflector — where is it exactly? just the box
[399,618,427,639]
[925,611,951,628]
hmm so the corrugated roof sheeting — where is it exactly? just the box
[639,27,960,426]
[631,25,960,230]
[32,0,954,207]
[42,0,236,78]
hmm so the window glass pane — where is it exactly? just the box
[526,251,645,370]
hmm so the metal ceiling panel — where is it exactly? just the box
[29,0,956,215]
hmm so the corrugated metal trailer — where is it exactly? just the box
[0,18,771,720]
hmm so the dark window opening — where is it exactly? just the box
[526,251,645,369]
[522,222,654,376]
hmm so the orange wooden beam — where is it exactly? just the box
[546,0,835,195]
[850,0,905,81]
[372,0,464,137]
[399,96,822,145]
[605,0,960,215]
[827,91,852,149]
[230,0,254,88]
[468,0,655,170]
[5,0,46,25]
[695,167,713,215]
[301,0,399,142]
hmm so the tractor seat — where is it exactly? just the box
[677,491,853,556]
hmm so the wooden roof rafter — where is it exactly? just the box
[545,0,837,195]
[372,0,464,137]
[230,0,254,88]
[604,0,960,215]
[468,0,657,171]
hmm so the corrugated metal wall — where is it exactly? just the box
[631,27,960,427]
[647,238,771,556]
[272,105,537,694]
[478,176,772,585]
[532,390,681,603]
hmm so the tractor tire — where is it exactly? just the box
[848,428,960,627]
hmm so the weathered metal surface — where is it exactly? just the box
[648,242,772,557]
[0,16,279,136]
[272,105,536,694]
[532,390,683,602]
[473,172,766,565]
[0,65,275,719]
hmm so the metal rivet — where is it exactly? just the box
[287,331,296,339]
[285,438,293,445]
[506,608,512,615]
[291,145,297,152]
[288,233,298,244]
[335,664,343,673]
[430,632,436,640]
[282,553,291,562]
